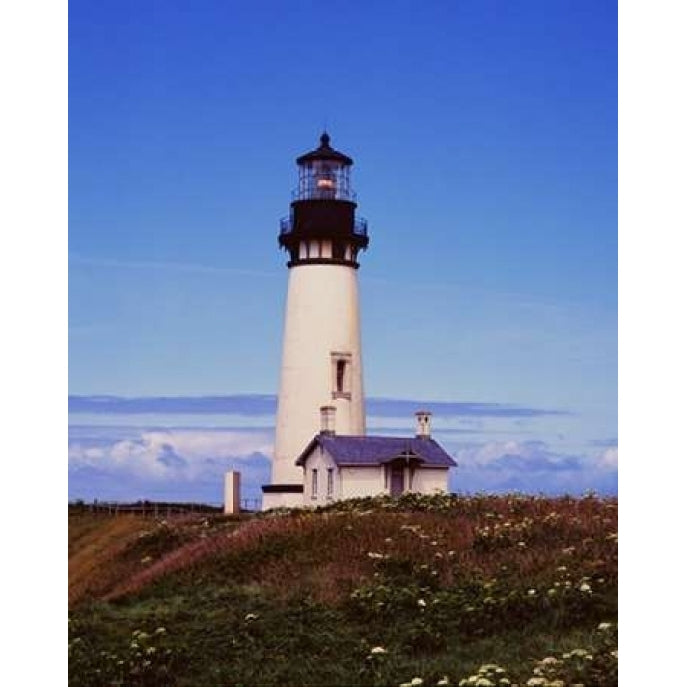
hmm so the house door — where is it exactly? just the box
[390,464,404,497]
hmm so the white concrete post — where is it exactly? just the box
[224,471,241,515]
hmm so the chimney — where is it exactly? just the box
[320,405,336,435]
[415,410,432,439]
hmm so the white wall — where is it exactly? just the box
[261,490,305,510]
[410,468,450,494]
[272,264,366,486]
[340,466,385,499]
[303,446,341,506]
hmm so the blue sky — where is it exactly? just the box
[69,0,617,503]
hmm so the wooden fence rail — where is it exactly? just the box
[68,499,262,516]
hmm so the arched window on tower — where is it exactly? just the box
[331,352,352,399]
[336,360,346,393]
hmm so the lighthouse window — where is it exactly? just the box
[331,352,352,399]
[312,469,318,499]
[327,468,334,497]
[336,360,346,393]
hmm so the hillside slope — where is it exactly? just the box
[69,493,618,687]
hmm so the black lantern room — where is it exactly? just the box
[279,133,369,268]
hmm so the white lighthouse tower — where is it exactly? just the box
[262,133,369,509]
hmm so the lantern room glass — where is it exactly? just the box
[297,160,353,201]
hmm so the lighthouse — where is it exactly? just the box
[261,133,369,509]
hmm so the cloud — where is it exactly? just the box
[455,440,583,472]
[69,394,567,419]
[68,422,617,503]
[68,427,273,502]
[447,440,617,495]
[68,395,277,416]
[596,446,618,470]
[588,438,618,448]
[69,253,278,279]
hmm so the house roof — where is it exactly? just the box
[295,435,457,468]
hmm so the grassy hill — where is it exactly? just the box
[68,493,618,687]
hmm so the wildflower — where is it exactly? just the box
[526,678,547,687]
[368,552,384,559]
[479,664,501,673]
[579,582,592,593]
[527,588,537,596]
[244,613,259,621]
[540,657,558,666]
[417,598,427,607]
[598,622,612,631]
[369,646,387,655]
[517,541,526,547]
[475,679,494,687]
[154,627,166,635]
[411,679,424,686]
[437,678,450,686]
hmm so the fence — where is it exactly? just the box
[68,498,262,516]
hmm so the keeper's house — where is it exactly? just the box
[294,407,456,506]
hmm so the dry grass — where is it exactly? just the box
[84,494,617,606]
[68,514,150,605]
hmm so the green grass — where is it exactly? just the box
[69,493,617,687]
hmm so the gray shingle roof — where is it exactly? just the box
[295,435,457,468]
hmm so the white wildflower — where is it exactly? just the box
[370,646,387,655]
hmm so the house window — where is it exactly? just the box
[331,352,352,399]
[327,468,334,497]
[312,469,318,499]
